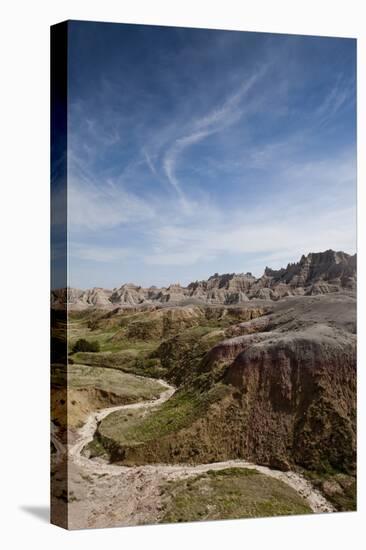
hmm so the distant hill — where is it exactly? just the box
[52,249,357,309]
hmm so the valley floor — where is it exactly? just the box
[51,293,356,528]
[52,373,333,529]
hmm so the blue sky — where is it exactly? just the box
[67,21,356,289]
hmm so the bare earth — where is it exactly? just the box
[52,377,334,529]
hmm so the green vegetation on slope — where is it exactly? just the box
[68,364,161,396]
[69,305,272,465]
[66,300,356,500]
[72,350,166,379]
[73,338,100,353]
[155,325,226,387]
[160,468,312,523]
[98,384,231,447]
[51,364,164,429]
[68,306,237,384]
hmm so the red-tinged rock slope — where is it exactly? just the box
[97,294,356,477]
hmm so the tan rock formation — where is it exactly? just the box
[51,249,356,309]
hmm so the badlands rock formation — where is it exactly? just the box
[96,293,356,477]
[51,250,356,309]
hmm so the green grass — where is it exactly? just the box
[68,311,229,387]
[98,384,231,447]
[71,348,167,379]
[156,325,226,387]
[52,362,165,430]
[53,363,163,401]
[67,308,238,391]
[68,314,162,355]
[67,306,268,461]
[72,349,139,368]
[83,437,107,459]
[160,467,312,523]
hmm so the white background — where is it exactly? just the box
[0,0,365,548]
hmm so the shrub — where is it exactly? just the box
[73,338,100,353]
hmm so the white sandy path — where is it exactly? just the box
[57,377,334,516]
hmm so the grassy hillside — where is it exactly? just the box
[65,298,356,511]
[160,468,311,523]
[97,384,230,450]
[51,363,163,429]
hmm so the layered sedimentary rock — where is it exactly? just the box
[51,250,357,309]
[222,326,356,472]
[96,294,356,476]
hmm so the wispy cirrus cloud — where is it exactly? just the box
[70,243,131,263]
[145,204,356,270]
[144,151,356,274]
[316,73,356,126]
[66,24,356,289]
[68,178,155,231]
[142,149,158,178]
[68,155,156,231]
[161,70,264,206]
[162,130,209,208]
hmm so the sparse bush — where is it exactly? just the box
[73,338,100,353]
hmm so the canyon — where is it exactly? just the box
[51,249,357,527]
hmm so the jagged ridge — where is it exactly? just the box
[52,250,356,309]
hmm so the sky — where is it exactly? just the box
[66,21,356,289]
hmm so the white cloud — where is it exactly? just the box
[70,243,131,263]
[68,180,155,230]
[144,151,356,273]
[142,149,158,177]
[316,74,355,126]
[66,58,356,287]
[194,73,261,132]
[67,152,156,231]
[144,204,356,272]
[162,70,264,205]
